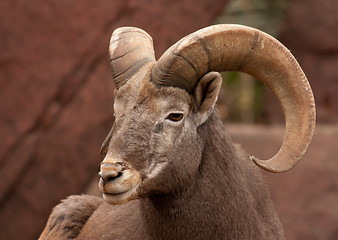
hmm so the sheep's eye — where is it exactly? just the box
[166,113,184,122]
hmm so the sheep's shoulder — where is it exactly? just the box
[76,199,147,240]
[39,195,104,240]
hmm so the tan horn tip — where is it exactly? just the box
[250,155,297,173]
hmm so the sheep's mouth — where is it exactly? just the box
[101,182,140,205]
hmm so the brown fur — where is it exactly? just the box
[40,70,285,239]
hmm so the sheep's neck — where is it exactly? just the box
[140,156,244,238]
[140,115,252,239]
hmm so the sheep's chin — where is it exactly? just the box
[102,183,140,205]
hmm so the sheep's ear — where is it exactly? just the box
[193,72,222,125]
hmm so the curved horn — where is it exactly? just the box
[151,24,316,173]
[109,27,155,89]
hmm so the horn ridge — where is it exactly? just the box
[110,47,140,61]
[238,31,260,72]
[113,57,154,88]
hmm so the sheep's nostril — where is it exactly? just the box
[105,172,123,183]
[99,171,123,184]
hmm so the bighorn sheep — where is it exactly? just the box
[40,24,315,239]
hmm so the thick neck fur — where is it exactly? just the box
[140,112,285,240]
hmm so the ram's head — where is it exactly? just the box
[98,25,315,205]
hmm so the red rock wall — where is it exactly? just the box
[0,1,227,239]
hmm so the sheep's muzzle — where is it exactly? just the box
[98,158,141,205]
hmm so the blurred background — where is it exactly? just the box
[0,0,337,239]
